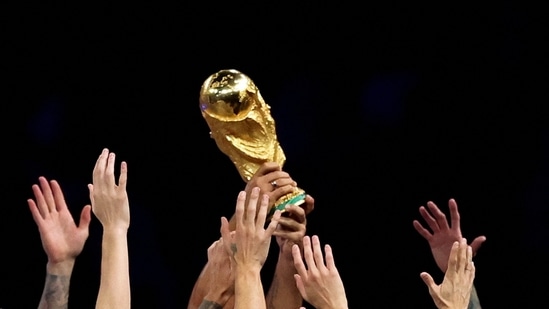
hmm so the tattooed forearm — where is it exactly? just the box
[198,299,223,309]
[468,285,482,309]
[38,273,70,309]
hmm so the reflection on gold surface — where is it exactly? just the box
[200,69,305,214]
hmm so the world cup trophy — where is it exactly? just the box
[199,69,306,218]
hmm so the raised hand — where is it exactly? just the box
[197,238,235,308]
[28,176,91,264]
[220,187,282,309]
[221,187,281,268]
[28,176,92,309]
[89,148,129,231]
[89,148,130,309]
[420,238,475,309]
[292,235,348,309]
[413,199,486,272]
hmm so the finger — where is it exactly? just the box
[38,177,56,213]
[235,191,247,229]
[418,205,440,233]
[302,195,315,215]
[266,210,281,237]
[220,216,231,245]
[271,185,299,203]
[458,238,468,271]
[118,161,128,190]
[311,235,325,270]
[292,244,308,277]
[255,193,270,230]
[220,217,234,257]
[264,171,292,184]
[31,184,48,218]
[93,148,109,180]
[105,152,116,186]
[50,180,68,212]
[426,201,449,230]
[447,240,460,275]
[302,235,316,270]
[293,274,306,299]
[468,261,476,282]
[470,236,486,256]
[78,205,92,231]
[273,229,304,244]
[412,220,433,241]
[255,162,282,176]
[447,199,461,230]
[245,188,260,227]
[276,214,304,232]
[466,245,474,270]
[27,199,45,225]
[420,272,436,290]
[324,244,336,271]
[87,184,94,200]
[284,204,306,224]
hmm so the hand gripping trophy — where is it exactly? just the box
[199,69,306,217]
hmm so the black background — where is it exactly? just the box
[2,2,548,308]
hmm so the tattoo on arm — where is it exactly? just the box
[198,299,223,309]
[468,285,482,309]
[38,273,70,309]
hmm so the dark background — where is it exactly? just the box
[2,2,548,308]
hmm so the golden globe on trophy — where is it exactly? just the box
[199,69,306,218]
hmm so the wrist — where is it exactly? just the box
[46,259,76,275]
[102,225,129,236]
[204,289,233,307]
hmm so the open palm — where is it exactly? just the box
[28,177,91,263]
[413,199,486,272]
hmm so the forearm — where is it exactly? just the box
[467,285,481,309]
[96,228,130,309]
[235,267,265,309]
[189,263,234,309]
[38,260,75,309]
[266,253,302,309]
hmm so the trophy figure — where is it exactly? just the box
[199,69,306,217]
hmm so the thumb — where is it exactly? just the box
[87,184,94,204]
[420,272,436,290]
[78,205,92,230]
[469,235,486,256]
[294,274,306,298]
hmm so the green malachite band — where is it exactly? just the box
[268,191,306,218]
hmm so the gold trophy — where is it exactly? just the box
[199,69,306,217]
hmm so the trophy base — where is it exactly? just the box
[268,188,306,219]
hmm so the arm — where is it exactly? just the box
[28,177,91,309]
[266,196,314,309]
[89,148,131,309]
[195,239,235,309]
[413,199,485,309]
[292,235,348,309]
[420,238,475,309]
[220,188,282,309]
[188,162,295,309]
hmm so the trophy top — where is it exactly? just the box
[199,69,257,122]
